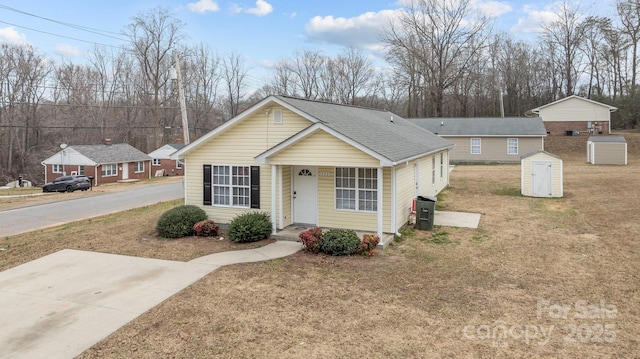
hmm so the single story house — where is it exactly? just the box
[148,143,185,176]
[521,151,563,198]
[587,136,627,165]
[173,95,455,239]
[41,140,152,186]
[411,117,547,163]
[526,95,617,136]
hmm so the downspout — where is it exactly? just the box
[41,162,47,184]
[391,166,400,237]
[182,157,187,204]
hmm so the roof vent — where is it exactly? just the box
[390,116,394,123]
[104,138,112,145]
[440,121,444,126]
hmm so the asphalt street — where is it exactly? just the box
[0,182,184,237]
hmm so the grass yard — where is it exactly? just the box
[3,135,639,358]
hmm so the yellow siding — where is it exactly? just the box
[184,108,311,223]
[540,97,610,123]
[269,130,381,167]
[415,150,449,198]
[446,137,543,163]
[521,152,563,197]
[281,166,292,228]
[316,166,392,233]
[395,161,416,230]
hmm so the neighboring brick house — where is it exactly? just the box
[41,140,152,186]
[526,95,617,136]
[148,143,185,176]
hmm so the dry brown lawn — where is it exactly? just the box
[2,135,639,358]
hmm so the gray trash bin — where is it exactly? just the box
[415,195,437,230]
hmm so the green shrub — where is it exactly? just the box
[193,219,220,237]
[299,227,323,253]
[156,205,208,238]
[228,211,273,243]
[319,229,360,256]
[357,234,380,256]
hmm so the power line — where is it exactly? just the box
[0,20,122,49]
[0,4,127,40]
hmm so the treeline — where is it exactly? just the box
[1,1,639,184]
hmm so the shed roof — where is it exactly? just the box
[70,143,151,164]
[410,117,547,137]
[588,136,626,143]
[521,150,563,160]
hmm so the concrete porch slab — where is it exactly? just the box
[435,210,482,229]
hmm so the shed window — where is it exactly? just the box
[471,138,481,154]
[335,167,377,212]
[507,138,518,155]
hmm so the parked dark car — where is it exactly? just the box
[42,175,91,193]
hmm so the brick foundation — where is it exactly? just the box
[544,121,609,136]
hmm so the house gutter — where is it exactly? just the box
[392,145,455,166]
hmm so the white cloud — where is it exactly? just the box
[54,44,83,58]
[188,0,220,13]
[472,0,512,18]
[304,10,397,51]
[511,4,561,34]
[0,26,28,44]
[246,0,273,16]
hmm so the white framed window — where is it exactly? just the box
[335,167,377,212]
[153,158,161,166]
[507,138,518,155]
[440,153,444,178]
[471,138,481,154]
[78,166,85,175]
[53,164,62,173]
[176,160,182,169]
[272,108,283,124]
[134,161,144,173]
[212,165,250,207]
[432,156,436,184]
[102,164,117,176]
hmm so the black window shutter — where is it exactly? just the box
[250,166,260,209]
[203,165,212,205]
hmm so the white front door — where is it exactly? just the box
[293,166,317,225]
[122,163,129,180]
[532,161,552,197]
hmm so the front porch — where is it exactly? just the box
[271,224,396,249]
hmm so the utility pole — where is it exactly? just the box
[173,51,190,145]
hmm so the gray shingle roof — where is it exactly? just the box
[275,96,453,162]
[410,117,547,136]
[588,136,626,143]
[71,143,151,164]
[168,143,185,150]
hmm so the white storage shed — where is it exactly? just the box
[521,151,563,198]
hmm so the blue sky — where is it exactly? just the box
[0,0,617,87]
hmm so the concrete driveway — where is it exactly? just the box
[0,241,302,359]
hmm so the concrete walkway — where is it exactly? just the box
[0,241,301,359]
[435,210,482,228]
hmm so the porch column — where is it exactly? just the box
[377,166,383,237]
[278,165,283,229]
[271,164,277,234]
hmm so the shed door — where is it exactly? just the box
[532,161,552,197]
[293,166,317,225]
